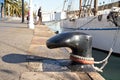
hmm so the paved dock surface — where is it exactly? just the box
[27,25,70,72]
[0,20,105,80]
[21,72,104,80]
[0,20,33,80]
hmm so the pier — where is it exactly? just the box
[20,24,105,80]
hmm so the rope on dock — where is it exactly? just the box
[70,54,94,64]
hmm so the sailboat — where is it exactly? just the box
[60,0,120,54]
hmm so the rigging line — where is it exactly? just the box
[67,0,72,12]
[88,0,92,9]
[82,0,87,12]
[62,0,67,11]
[79,16,97,29]
[62,16,97,30]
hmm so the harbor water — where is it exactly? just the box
[93,49,120,80]
[45,21,120,80]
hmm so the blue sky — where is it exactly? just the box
[25,0,119,12]
[25,0,66,12]
[0,0,4,3]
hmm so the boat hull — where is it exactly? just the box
[60,15,120,54]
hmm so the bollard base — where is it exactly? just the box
[68,61,96,72]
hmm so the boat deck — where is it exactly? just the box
[20,25,105,80]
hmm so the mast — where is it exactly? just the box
[94,0,98,16]
[79,0,82,17]
[62,0,67,11]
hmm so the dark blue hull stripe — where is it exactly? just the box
[80,27,120,30]
[63,27,120,30]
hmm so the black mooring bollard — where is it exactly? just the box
[46,31,95,72]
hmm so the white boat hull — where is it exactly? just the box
[60,15,120,54]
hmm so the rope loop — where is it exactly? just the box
[70,54,94,64]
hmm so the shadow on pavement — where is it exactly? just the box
[0,69,16,74]
[2,53,53,63]
[2,53,71,71]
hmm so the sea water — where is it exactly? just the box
[45,21,120,80]
[93,50,120,80]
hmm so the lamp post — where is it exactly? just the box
[22,0,24,23]
[29,0,34,29]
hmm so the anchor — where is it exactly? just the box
[46,31,95,72]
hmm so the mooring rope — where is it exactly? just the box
[70,53,94,61]
[93,26,120,72]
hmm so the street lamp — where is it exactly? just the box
[22,0,24,23]
[29,0,34,29]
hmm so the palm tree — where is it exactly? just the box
[5,0,29,17]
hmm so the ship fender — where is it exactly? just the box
[98,15,103,21]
